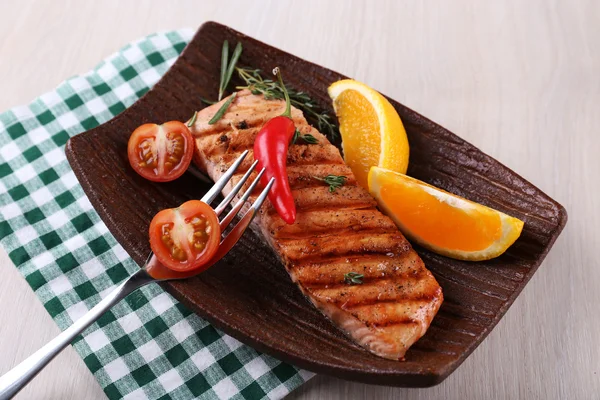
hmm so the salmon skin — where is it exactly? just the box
[190,90,443,360]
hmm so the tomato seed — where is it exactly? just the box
[187,214,211,253]
[191,217,206,227]
[171,248,186,261]
[137,139,157,170]
[161,225,187,261]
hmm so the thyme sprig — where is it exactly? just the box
[344,272,364,285]
[236,67,339,139]
[314,174,347,192]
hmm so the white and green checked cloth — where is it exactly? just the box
[0,29,313,400]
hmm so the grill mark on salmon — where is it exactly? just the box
[346,301,436,326]
[191,90,443,360]
[209,145,341,171]
[292,253,427,283]
[276,232,412,262]
[213,163,359,193]
[196,120,325,147]
[224,184,377,215]
[265,209,398,239]
[307,278,440,307]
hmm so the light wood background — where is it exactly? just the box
[0,1,598,399]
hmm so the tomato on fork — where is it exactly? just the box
[127,121,194,182]
[149,200,221,272]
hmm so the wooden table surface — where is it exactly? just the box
[0,1,598,399]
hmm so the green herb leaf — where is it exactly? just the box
[209,93,237,125]
[301,133,319,144]
[291,129,300,145]
[201,98,216,105]
[218,41,243,101]
[291,131,319,146]
[314,174,347,192]
[236,67,339,139]
[218,40,229,101]
[344,272,364,285]
[225,42,243,91]
[187,111,198,127]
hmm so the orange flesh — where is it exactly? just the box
[336,89,381,188]
[380,180,503,251]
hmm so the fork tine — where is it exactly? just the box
[219,167,266,231]
[246,177,274,214]
[214,160,258,216]
[200,150,249,204]
[204,178,275,268]
[144,251,154,266]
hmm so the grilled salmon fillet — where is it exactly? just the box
[190,90,443,360]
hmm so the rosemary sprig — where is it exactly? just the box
[209,93,237,124]
[292,130,319,145]
[314,174,347,192]
[187,111,198,127]
[236,67,339,139]
[218,41,243,101]
[344,272,364,285]
[219,40,229,100]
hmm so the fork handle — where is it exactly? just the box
[0,268,154,400]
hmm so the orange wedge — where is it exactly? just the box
[368,167,524,261]
[328,79,409,189]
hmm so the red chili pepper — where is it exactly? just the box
[253,68,297,224]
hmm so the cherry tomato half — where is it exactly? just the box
[127,121,194,182]
[149,200,221,272]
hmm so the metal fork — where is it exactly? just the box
[0,150,272,400]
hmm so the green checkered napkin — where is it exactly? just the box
[0,29,313,399]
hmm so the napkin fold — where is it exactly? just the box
[0,29,312,400]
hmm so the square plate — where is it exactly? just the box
[65,22,567,387]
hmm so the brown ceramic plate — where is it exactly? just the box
[65,22,567,387]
